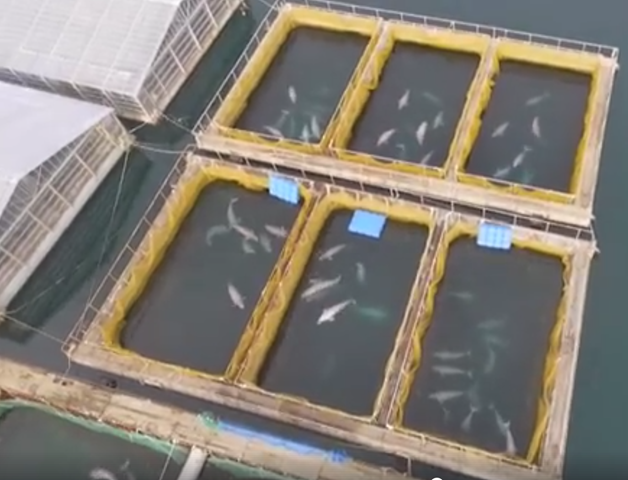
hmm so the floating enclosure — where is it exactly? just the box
[0,400,184,478]
[392,216,572,465]
[2,150,150,343]
[198,1,618,227]
[330,23,487,178]
[99,158,315,381]
[69,158,594,480]
[211,5,380,154]
[457,40,607,205]
[237,189,434,419]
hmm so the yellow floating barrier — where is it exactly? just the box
[99,161,315,383]
[212,5,381,156]
[456,39,602,204]
[235,189,435,421]
[330,22,491,180]
[391,220,571,465]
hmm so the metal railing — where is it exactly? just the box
[296,0,619,57]
[380,210,447,427]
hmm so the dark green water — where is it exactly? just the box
[236,27,368,141]
[0,0,625,478]
[466,61,591,192]
[0,407,181,479]
[121,181,301,374]
[349,44,479,168]
[246,1,627,476]
[259,209,428,416]
[404,237,564,457]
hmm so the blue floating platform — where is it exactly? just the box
[348,210,387,239]
[268,175,299,204]
[477,222,512,250]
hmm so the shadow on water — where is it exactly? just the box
[0,153,151,343]
[121,181,301,375]
[0,9,255,362]
[235,27,368,143]
[0,406,183,479]
[349,44,480,168]
[123,11,254,147]
[403,237,564,458]
[242,0,628,474]
[258,209,428,416]
[466,61,591,192]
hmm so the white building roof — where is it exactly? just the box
[0,0,183,96]
[0,81,112,217]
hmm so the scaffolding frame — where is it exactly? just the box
[0,99,132,315]
[195,0,619,228]
[66,152,596,480]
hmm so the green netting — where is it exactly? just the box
[198,411,219,429]
[0,400,187,464]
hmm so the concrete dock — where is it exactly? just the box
[0,358,412,480]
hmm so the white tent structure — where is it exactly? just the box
[0,0,242,122]
[0,82,131,315]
